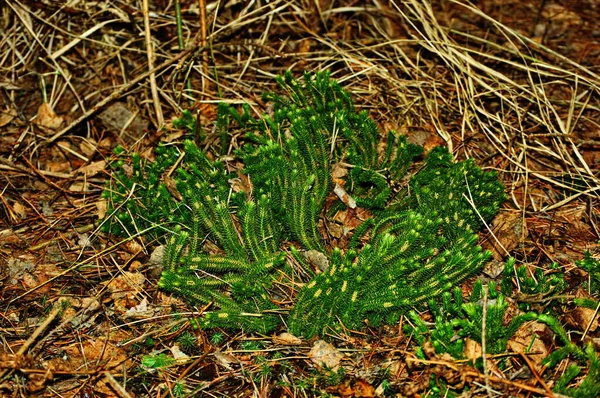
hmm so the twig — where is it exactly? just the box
[7,223,158,305]
[199,0,209,98]
[582,299,600,340]
[50,19,122,60]
[19,156,83,195]
[518,352,554,396]
[104,372,134,398]
[406,356,561,397]
[142,0,164,128]
[0,298,67,380]
[175,0,194,106]
[44,41,201,145]
[481,284,492,398]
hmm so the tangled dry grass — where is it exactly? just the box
[0,0,599,397]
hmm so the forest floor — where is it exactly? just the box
[1,1,600,397]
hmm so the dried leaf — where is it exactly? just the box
[541,4,581,24]
[229,171,254,196]
[104,271,145,313]
[565,306,599,333]
[97,137,114,150]
[198,102,217,119]
[483,259,505,279]
[162,130,184,143]
[7,257,35,283]
[36,103,64,129]
[331,162,349,180]
[98,101,148,140]
[557,207,596,244]
[105,271,145,296]
[96,198,107,219]
[124,239,143,254]
[0,107,17,127]
[483,211,526,261]
[464,338,482,362]
[335,382,354,398]
[507,321,551,371]
[46,161,71,173]
[79,139,97,157]
[77,233,92,248]
[309,340,343,370]
[563,289,599,332]
[333,207,372,231]
[163,174,183,201]
[57,337,132,372]
[170,344,191,363]
[124,297,156,319]
[406,123,445,153]
[326,221,345,239]
[331,379,375,398]
[0,351,33,369]
[147,245,166,279]
[213,351,237,370]
[12,201,27,220]
[77,160,106,177]
[272,332,302,346]
[68,181,89,192]
[353,379,375,398]
[130,260,143,271]
[22,271,50,292]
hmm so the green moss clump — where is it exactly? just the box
[103,72,506,336]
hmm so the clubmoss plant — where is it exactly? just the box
[501,258,567,297]
[572,249,600,314]
[577,250,600,295]
[408,256,600,397]
[176,331,198,352]
[289,145,505,336]
[103,72,506,337]
[407,281,537,361]
[537,314,600,397]
[141,353,176,370]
